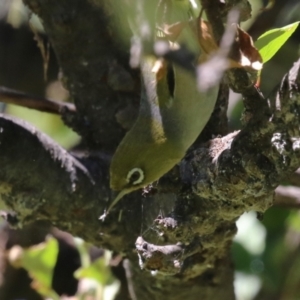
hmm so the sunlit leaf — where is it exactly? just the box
[74,252,114,285]
[7,105,81,149]
[255,22,300,63]
[8,236,59,299]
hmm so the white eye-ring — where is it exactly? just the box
[127,168,144,185]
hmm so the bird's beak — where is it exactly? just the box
[106,189,130,214]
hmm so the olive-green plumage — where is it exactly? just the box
[107,56,219,213]
[96,1,221,219]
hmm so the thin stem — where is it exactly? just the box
[0,86,76,114]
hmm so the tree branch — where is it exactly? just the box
[288,168,300,187]
[0,86,75,114]
[0,114,139,250]
[179,58,300,222]
[23,0,139,152]
[274,185,300,208]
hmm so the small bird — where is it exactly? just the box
[105,54,219,215]
[98,0,221,218]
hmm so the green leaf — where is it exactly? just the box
[8,236,60,299]
[73,240,120,299]
[255,21,300,64]
[74,251,114,285]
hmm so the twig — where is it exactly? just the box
[123,259,138,300]
[0,86,76,114]
[288,169,300,187]
[197,9,239,92]
[274,185,300,208]
[29,17,50,81]
[201,0,271,122]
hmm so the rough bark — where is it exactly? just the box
[0,0,299,299]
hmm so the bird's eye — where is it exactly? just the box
[126,168,144,185]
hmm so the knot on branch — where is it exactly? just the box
[135,236,184,275]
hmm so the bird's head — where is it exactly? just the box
[109,125,183,206]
